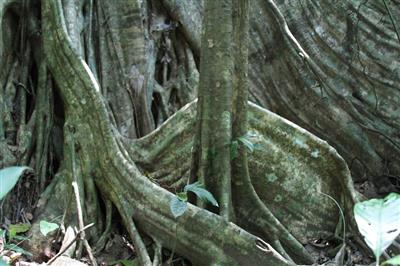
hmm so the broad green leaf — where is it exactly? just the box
[354,193,400,259]
[8,223,30,240]
[5,244,33,256]
[238,136,254,153]
[39,220,59,236]
[0,257,7,266]
[184,182,219,207]
[177,192,188,202]
[170,197,187,218]
[0,167,31,200]
[383,255,400,265]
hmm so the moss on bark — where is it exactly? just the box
[2,0,399,264]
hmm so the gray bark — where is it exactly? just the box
[1,0,399,264]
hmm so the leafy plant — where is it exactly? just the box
[184,182,219,207]
[0,226,32,257]
[0,257,7,266]
[170,197,188,218]
[231,131,261,159]
[0,166,31,200]
[8,223,30,241]
[170,182,219,218]
[382,256,400,266]
[39,220,59,236]
[238,135,255,153]
[354,193,400,266]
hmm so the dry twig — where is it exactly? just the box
[72,181,98,266]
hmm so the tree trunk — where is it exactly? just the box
[192,0,235,219]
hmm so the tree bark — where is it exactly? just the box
[162,0,400,191]
[40,0,292,264]
[1,0,399,264]
[192,0,234,219]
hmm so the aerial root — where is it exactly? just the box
[234,180,314,264]
[118,205,152,266]
[240,202,313,264]
[94,199,113,253]
[152,241,162,266]
[272,239,295,263]
[279,231,314,264]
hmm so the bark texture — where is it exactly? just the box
[1,0,399,265]
[162,0,400,190]
[192,0,235,219]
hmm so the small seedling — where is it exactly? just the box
[39,220,59,236]
[231,131,261,159]
[0,225,32,257]
[170,182,218,218]
[354,193,400,266]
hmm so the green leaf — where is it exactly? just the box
[383,255,400,265]
[0,229,5,239]
[354,193,400,260]
[184,182,219,207]
[0,257,7,266]
[39,220,59,236]
[8,223,30,240]
[5,243,33,256]
[0,166,31,200]
[177,192,188,202]
[12,235,30,242]
[170,197,187,218]
[238,136,254,153]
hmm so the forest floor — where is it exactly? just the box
[0,177,394,266]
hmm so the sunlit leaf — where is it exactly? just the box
[184,182,218,207]
[0,167,31,200]
[177,192,188,202]
[39,220,59,236]
[238,136,254,153]
[8,223,30,240]
[354,193,400,260]
[170,197,187,218]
